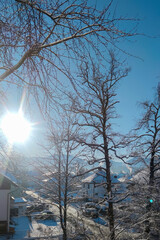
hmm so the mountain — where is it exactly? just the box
[111,160,130,174]
[110,157,149,174]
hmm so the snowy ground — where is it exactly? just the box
[0,190,135,240]
[30,219,62,238]
[12,216,31,239]
[0,216,62,240]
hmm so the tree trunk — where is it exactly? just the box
[58,152,66,239]
[63,133,70,240]
[149,149,155,185]
[63,229,67,240]
[108,202,115,240]
[104,136,115,240]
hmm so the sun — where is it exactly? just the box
[1,111,31,143]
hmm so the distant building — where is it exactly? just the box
[0,173,17,233]
[82,168,120,201]
[10,197,27,216]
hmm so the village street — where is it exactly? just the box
[24,190,109,239]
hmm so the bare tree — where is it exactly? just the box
[69,51,130,240]
[0,0,137,111]
[123,84,160,239]
[126,168,160,240]
[131,84,160,186]
[34,109,86,240]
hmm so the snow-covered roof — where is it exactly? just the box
[42,176,57,183]
[14,197,27,203]
[0,169,18,186]
[42,171,55,177]
[82,169,120,184]
[70,171,76,177]
[82,173,97,183]
[117,173,131,182]
[118,177,127,183]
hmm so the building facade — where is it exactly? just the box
[0,174,13,233]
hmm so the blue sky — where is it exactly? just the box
[109,0,160,133]
[1,0,160,156]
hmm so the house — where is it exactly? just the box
[0,172,17,234]
[82,168,120,201]
[10,197,27,216]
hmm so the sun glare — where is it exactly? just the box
[1,112,31,143]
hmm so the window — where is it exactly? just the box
[0,222,7,233]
